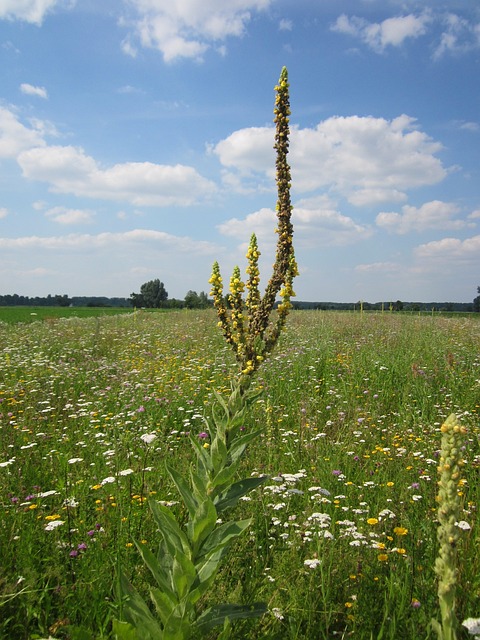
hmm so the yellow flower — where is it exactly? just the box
[394,526,408,536]
[367,518,379,525]
[377,553,389,562]
[386,481,395,487]
[28,504,38,510]
[45,514,61,521]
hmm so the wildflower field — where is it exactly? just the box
[1,309,479,639]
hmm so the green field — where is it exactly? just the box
[1,310,479,639]
[0,306,138,324]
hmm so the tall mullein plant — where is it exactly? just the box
[432,414,468,640]
[210,65,298,382]
[114,67,296,640]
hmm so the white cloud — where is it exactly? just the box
[414,234,480,262]
[123,0,273,62]
[279,18,292,32]
[433,13,480,60]
[213,126,274,172]
[376,200,469,234]
[0,107,46,158]
[18,144,217,206]
[213,114,446,204]
[20,83,48,99]
[294,198,374,247]
[331,12,430,53]
[45,206,95,225]
[355,262,401,274]
[458,121,480,132]
[0,0,70,25]
[0,229,221,297]
[218,196,373,250]
[0,207,8,219]
[0,229,218,253]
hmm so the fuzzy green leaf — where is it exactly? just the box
[210,434,228,474]
[196,602,267,632]
[134,540,176,607]
[149,499,191,557]
[187,497,218,549]
[149,587,176,627]
[166,464,198,519]
[214,476,267,513]
[189,433,213,474]
[112,620,139,640]
[172,549,197,599]
[209,463,239,493]
[116,571,164,639]
[190,469,208,502]
[229,429,264,465]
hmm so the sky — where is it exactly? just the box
[0,0,479,303]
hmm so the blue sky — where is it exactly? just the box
[1,0,479,303]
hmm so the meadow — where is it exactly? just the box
[0,309,479,639]
[0,306,134,325]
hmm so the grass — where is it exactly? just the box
[0,309,479,639]
[0,306,137,324]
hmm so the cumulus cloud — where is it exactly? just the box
[331,12,430,53]
[218,196,373,250]
[0,207,8,219]
[20,83,48,99]
[17,144,217,206]
[0,107,46,158]
[213,114,446,205]
[376,200,470,234]
[0,0,71,25]
[414,234,480,263]
[1,105,215,207]
[332,10,480,59]
[45,206,95,225]
[122,0,273,62]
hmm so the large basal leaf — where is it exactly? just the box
[115,571,164,639]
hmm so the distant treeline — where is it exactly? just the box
[0,293,476,312]
[0,294,131,307]
[293,300,476,312]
